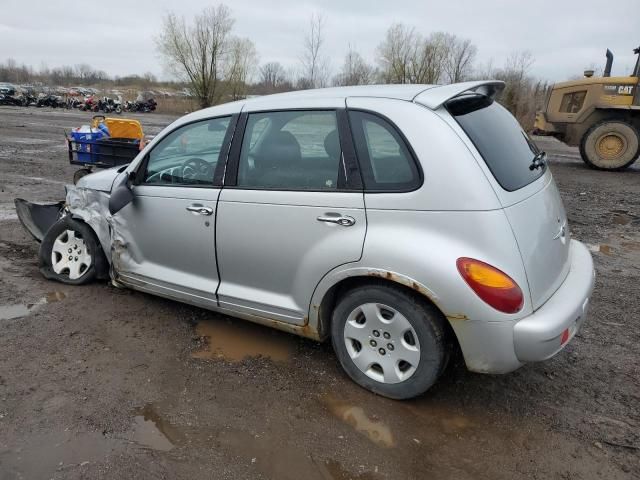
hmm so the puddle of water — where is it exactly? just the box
[323,395,395,448]
[10,138,53,144]
[0,431,121,478]
[45,291,66,303]
[0,211,18,221]
[324,460,379,479]
[586,243,613,256]
[405,402,475,435]
[219,428,343,480]
[5,173,67,185]
[0,303,31,320]
[192,317,294,362]
[131,404,177,451]
[621,241,640,251]
[0,291,66,320]
[599,244,613,255]
[612,213,632,225]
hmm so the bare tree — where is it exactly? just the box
[410,32,449,84]
[226,37,258,100]
[0,58,32,84]
[143,72,158,84]
[74,64,93,81]
[377,25,469,84]
[334,46,374,86]
[259,62,287,89]
[493,51,537,127]
[443,35,477,83]
[299,12,329,88]
[377,23,416,83]
[156,5,235,108]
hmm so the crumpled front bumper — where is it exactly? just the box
[14,198,65,242]
[513,239,595,362]
[14,186,115,269]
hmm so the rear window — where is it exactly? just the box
[448,95,543,192]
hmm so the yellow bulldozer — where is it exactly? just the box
[534,47,640,170]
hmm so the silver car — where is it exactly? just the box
[16,81,595,399]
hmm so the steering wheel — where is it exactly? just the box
[182,158,212,182]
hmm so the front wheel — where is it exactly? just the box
[331,284,447,399]
[39,217,107,285]
[579,120,640,170]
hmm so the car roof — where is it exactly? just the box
[179,81,504,124]
[255,84,438,101]
[181,85,437,124]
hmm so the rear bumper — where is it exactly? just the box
[513,240,595,362]
[453,240,595,374]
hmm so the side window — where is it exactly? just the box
[349,111,420,191]
[237,111,340,190]
[143,117,231,185]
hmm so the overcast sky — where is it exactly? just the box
[0,0,638,83]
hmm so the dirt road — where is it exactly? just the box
[0,106,638,479]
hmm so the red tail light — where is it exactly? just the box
[456,258,524,314]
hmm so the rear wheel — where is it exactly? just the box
[331,284,447,399]
[579,120,640,170]
[39,217,107,285]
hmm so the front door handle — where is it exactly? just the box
[186,205,214,216]
[317,214,356,227]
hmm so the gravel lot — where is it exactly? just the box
[0,106,638,479]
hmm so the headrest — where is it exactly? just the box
[260,131,301,169]
[324,129,340,160]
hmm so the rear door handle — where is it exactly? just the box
[317,214,356,227]
[186,205,214,216]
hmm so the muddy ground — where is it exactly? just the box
[0,106,638,479]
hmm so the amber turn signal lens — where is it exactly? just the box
[457,258,524,314]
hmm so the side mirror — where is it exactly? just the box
[108,171,135,215]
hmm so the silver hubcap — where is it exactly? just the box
[343,303,420,384]
[51,230,91,280]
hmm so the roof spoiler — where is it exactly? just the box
[413,80,505,110]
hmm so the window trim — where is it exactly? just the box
[224,108,363,193]
[346,108,423,193]
[133,114,238,188]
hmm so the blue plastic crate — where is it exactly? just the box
[70,129,106,163]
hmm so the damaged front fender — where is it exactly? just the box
[15,185,121,267]
[66,186,115,266]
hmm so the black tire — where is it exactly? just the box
[39,216,108,285]
[73,168,91,184]
[331,284,447,400]
[579,120,640,170]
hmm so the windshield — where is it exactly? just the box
[448,95,544,192]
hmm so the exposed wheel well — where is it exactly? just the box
[315,276,461,356]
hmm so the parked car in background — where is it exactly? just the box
[0,83,17,95]
[15,82,595,399]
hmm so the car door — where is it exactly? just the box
[114,116,236,307]
[216,100,366,325]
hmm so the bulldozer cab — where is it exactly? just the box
[535,46,640,170]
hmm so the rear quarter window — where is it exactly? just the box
[448,95,543,192]
[348,111,421,192]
